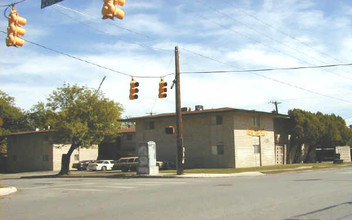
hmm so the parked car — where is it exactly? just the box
[113,157,139,172]
[113,157,165,172]
[72,160,96,171]
[159,161,176,170]
[86,160,115,171]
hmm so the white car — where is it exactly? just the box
[86,160,115,171]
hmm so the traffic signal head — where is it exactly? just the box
[102,0,125,20]
[129,79,139,100]
[158,79,167,98]
[6,8,27,47]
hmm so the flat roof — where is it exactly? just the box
[121,107,289,122]
[0,129,54,138]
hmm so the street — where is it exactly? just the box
[1,167,352,220]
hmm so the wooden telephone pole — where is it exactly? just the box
[175,46,184,175]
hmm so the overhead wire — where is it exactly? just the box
[3,2,352,104]
[222,0,349,65]
[195,0,352,81]
[54,4,171,53]
[0,31,173,79]
[178,46,352,104]
[180,62,352,74]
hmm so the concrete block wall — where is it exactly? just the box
[234,113,276,168]
[335,146,351,162]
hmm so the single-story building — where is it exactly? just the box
[4,130,98,173]
[122,106,290,168]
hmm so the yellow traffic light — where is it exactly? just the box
[159,79,167,98]
[102,0,125,20]
[6,8,27,47]
[129,78,139,100]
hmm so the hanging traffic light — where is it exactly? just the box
[159,79,167,98]
[129,78,139,100]
[102,0,125,20]
[6,8,27,47]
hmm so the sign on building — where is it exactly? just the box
[247,126,266,136]
[41,0,63,9]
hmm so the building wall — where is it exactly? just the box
[335,146,351,162]
[53,144,98,171]
[120,132,136,152]
[6,133,53,173]
[136,112,235,168]
[135,111,277,169]
[234,113,276,168]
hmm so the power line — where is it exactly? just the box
[0,0,26,7]
[176,48,352,104]
[0,31,173,79]
[54,4,171,53]
[3,3,351,104]
[222,0,348,65]
[194,0,352,81]
[181,62,352,74]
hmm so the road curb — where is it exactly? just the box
[135,172,265,178]
[0,186,17,196]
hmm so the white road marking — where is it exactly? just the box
[100,186,136,189]
[53,188,103,192]
[21,182,95,190]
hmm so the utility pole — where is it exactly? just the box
[175,46,184,175]
[269,101,281,114]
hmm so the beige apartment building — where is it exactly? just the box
[123,107,290,168]
[5,130,98,173]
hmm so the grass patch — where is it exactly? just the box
[160,162,352,174]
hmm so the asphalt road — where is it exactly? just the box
[1,167,352,220]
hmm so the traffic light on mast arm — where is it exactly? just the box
[129,78,139,100]
[6,7,27,47]
[159,79,167,98]
[102,0,125,20]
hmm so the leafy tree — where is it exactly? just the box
[43,83,123,175]
[0,90,29,152]
[26,102,55,130]
[288,109,352,163]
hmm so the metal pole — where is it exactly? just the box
[175,46,184,175]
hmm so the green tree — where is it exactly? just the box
[0,90,29,152]
[288,109,352,163]
[43,83,123,175]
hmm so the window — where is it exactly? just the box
[74,154,79,161]
[253,145,260,154]
[144,121,155,130]
[252,116,260,127]
[42,154,49,161]
[212,145,224,155]
[216,115,223,125]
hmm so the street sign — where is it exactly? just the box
[41,0,63,9]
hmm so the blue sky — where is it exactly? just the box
[1,0,352,124]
